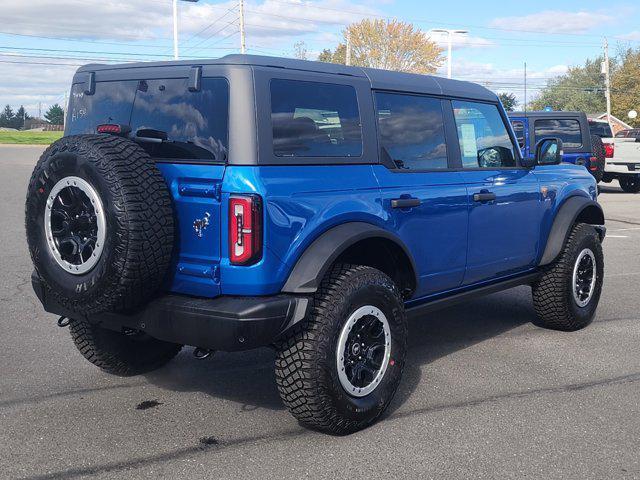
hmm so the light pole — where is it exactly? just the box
[432,29,468,79]
[173,0,199,60]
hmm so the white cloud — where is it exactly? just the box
[427,30,495,50]
[616,31,640,41]
[441,60,570,108]
[0,0,379,43]
[490,10,614,34]
[0,59,78,115]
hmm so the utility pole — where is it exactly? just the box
[172,0,179,60]
[239,0,246,54]
[432,29,468,79]
[603,37,611,123]
[63,92,68,131]
[172,0,199,60]
[524,62,527,113]
[38,102,41,120]
[345,29,351,66]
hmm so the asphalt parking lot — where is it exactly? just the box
[1,145,639,479]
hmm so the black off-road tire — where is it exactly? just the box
[25,135,174,315]
[620,176,640,193]
[589,134,606,183]
[275,264,407,435]
[69,318,182,376]
[532,223,604,331]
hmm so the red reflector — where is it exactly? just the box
[229,195,262,266]
[604,143,614,158]
[589,157,598,170]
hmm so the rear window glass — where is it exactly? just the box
[67,81,137,134]
[589,121,613,138]
[270,79,362,157]
[534,119,582,148]
[130,78,229,162]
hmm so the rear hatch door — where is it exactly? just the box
[67,75,229,298]
[129,77,229,298]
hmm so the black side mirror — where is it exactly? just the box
[535,138,563,166]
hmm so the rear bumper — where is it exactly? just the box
[31,273,309,352]
[605,161,640,175]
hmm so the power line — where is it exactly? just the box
[182,18,239,52]
[180,4,238,47]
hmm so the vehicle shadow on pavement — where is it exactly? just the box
[144,288,536,415]
[386,286,536,417]
[599,185,625,194]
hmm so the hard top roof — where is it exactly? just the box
[75,54,496,101]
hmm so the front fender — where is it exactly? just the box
[539,196,605,266]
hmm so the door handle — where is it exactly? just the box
[473,191,496,203]
[391,197,421,209]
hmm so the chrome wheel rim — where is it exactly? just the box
[336,305,391,397]
[44,176,106,275]
[572,248,597,307]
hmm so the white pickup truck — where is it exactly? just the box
[589,119,640,193]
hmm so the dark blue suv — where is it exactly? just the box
[508,111,605,181]
[26,55,605,434]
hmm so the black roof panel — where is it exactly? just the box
[76,54,497,101]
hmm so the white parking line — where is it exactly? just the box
[609,227,640,232]
[607,235,629,238]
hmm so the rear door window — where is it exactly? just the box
[270,79,362,157]
[130,77,229,162]
[374,92,448,170]
[534,118,582,148]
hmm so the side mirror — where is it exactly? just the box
[535,138,563,166]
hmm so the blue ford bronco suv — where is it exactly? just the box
[27,55,605,434]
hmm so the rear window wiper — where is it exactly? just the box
[135,128,168,144]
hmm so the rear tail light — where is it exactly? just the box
[229,195,262,265]
[604,143,614,158]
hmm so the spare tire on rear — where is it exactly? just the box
[26,134,174,315]
[590,134,606,183]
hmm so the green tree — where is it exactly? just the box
[293,41,308,60]
[14,106,31,129]
[318,19,443,74]
[529,57,608,113]
[611,48,640,127]
[45,104,65,125]
[0,105,15,128]
[498,92,517,111]
[318,43,346,65]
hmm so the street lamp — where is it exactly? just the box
[173,0,199,60]
[432,29,468,79]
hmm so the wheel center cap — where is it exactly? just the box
[351,343,361,356]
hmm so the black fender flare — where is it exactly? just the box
[539,196,605,266]
[281,222,418,294]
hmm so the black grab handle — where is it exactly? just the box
[391,198,421,209]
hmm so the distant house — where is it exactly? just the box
[587,113,633,135]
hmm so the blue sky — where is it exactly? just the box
[1,0,639,116]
